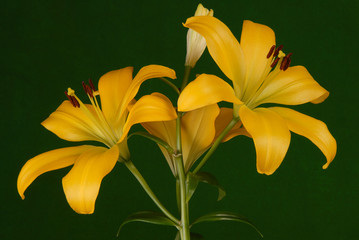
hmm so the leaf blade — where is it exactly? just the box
[191,211,263,238]
[117,211,178,237]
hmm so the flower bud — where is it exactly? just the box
[185,3,213,67]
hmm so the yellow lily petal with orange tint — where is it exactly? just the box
[251,66,329,108]
[142,104,220,175]
[17,145,94,200]
[121,93,177,142]
[118,65,176,121]
[42,101,109,144]
[178,74,241,112]
[184,16,245,95]
[98,67,133,127]
[239,20,275,101]
[182,104,220,171]
[270,107,337,169]
[239,105,291,175]
[214,107,249,142]
[142,120,177,174]
[62,145,119,214]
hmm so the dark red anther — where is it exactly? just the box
[88,79,96,91]
[71,96,80,108]
[266,45,276,58]
[82,81,88,94]
[86,85,94,98]
[82,81,94,98]
[283,58,291,71]
[280,58,288,70]
[270,57,280,68]
[65,91,76,107]
[282,53,292,71]
[273,45,283,57]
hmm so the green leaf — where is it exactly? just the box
[128,131,174,155]
[192,172,226,201]
[191,211,263,238]
[186,173,200,202]
[117,211,178,237]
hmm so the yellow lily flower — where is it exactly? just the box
[142,104,219,175]
[142,104,247,175]
[178,16,337,175]
[17,65,177,214]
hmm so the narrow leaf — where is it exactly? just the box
[195,172,226,201]
[191,211,263,238]
[186,173,200,202]
[117,211,178,237]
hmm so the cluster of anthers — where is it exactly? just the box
[267,44,292,71]
[64,79,98,108]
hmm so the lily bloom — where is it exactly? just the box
[17,65,177,214]
[142,104,219,175]
[178,16,337,175]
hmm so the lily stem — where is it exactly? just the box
[175,114,191,240]
[180,66,192,91]
[193,117,240,174]
[124,160,180,226]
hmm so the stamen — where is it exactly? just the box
[284,58,291,71]
[65,91,76,107]
[82,81,94,98]
[72,96,80,107]
[270,57,280,68]
[283,53,292,71]
[273,45,283,57]
[266,45,276,59]
[88,79,96,91]
[280,58,287,70]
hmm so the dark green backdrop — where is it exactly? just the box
[2,0,358,239]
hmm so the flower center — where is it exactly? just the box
[245,45,293,109]
[64,80,119,147]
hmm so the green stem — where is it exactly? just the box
[124,160,180,226]
[193,117,240,174]
[159,77,180,95]
[175,115,191,240]
[180,66,192,91]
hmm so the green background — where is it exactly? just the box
[2,0,358,239]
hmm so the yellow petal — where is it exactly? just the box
[253,66,329,107]
[62,145,119,214]
[182,104,220,171]
[239,105,291,175]
[184,16,245,94]
[270,107,336,169]
[120,93,177,142]
[17,145,94,200]
[177,74,242,112]
[98,67,133,126]
[240,20,275,100]
[118,65,176,119]
[141,120,177,174]
[42,101,108,144]
[214,107,249,142]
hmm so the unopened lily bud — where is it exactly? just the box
[185,3,213,68]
